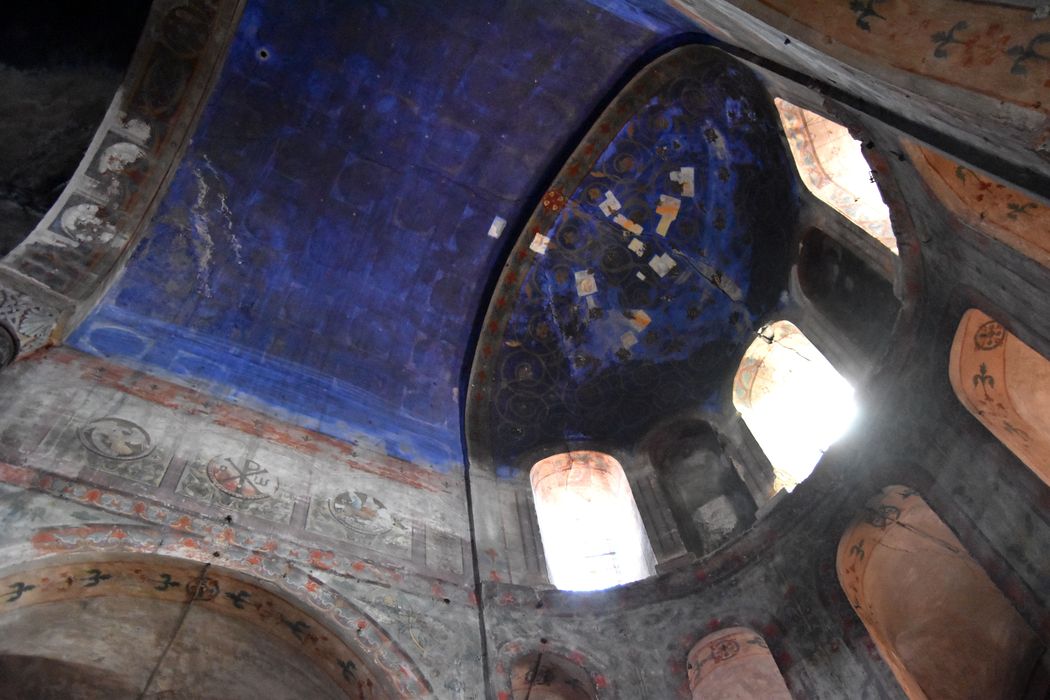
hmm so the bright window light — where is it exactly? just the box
[530,451,655,591]
[733,321,856,491]
[776,98,897,254]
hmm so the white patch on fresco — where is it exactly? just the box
[575,270,597,297]
[649,252,676,277]
[655,194,681,236]
[613,213,643,235]
[530,233,550,255]
[599,190,621,217]
[670,167,695,197]
[118,113,152,144]
[99,142,146,175]
[487,216,507,239]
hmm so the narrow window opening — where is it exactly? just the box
[733,321,856,491]
[530,451,655,591]
[775,98,897,254]
[950,309,1050,486]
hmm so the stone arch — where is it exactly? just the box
[949,308,1050,487]
[0,0,244,361]
[493,639,608,700]
[836,485,1044,699]
[687,626,791,699]
[0,523,433,698]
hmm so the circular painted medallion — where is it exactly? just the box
[206,457,278,500]
[328,491,394,535]
[711,639,740,662]
[78,417,154,461]
[974,320,1006,350]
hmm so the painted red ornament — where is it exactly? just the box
[541,189,567,212]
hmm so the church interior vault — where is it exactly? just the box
[0,0,1049,698]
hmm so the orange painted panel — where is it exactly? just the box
[950,309,1050,486]
[755,1,1048,111]
[837,486,1043,700]
[907,144,1049,269]
[687,626,791,700]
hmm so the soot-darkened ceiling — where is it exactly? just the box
[466,46,797,473]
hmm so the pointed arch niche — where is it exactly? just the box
[530,451,655,591]
[732,320,856,491]
[511,652,596,699]
[687,627,791,699]
[775,99,897,254]
[950,309,1050,486]
[837,486,1045,699]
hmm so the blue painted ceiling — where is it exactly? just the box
[68,2,794,474]
[466,46,796,473]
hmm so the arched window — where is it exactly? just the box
[776,99,897,254]
[687,627,791,699]
[530,451,655,591]
[837,486,1044,699]
[949,309,1050,486]
[511,652,595,700]
[733,321,856,491]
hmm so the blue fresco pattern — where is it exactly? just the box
[467,47,797,471]
[69,0,686,471]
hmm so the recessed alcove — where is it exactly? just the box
[647,420,756,557]
[837,486,1046,699]
[0,556,384,699]
[511,652,595,699]
[797,228,900,354]
[687,627,791,699]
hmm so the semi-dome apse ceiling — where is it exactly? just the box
[466,46,797,473]
[65,0,694,473]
